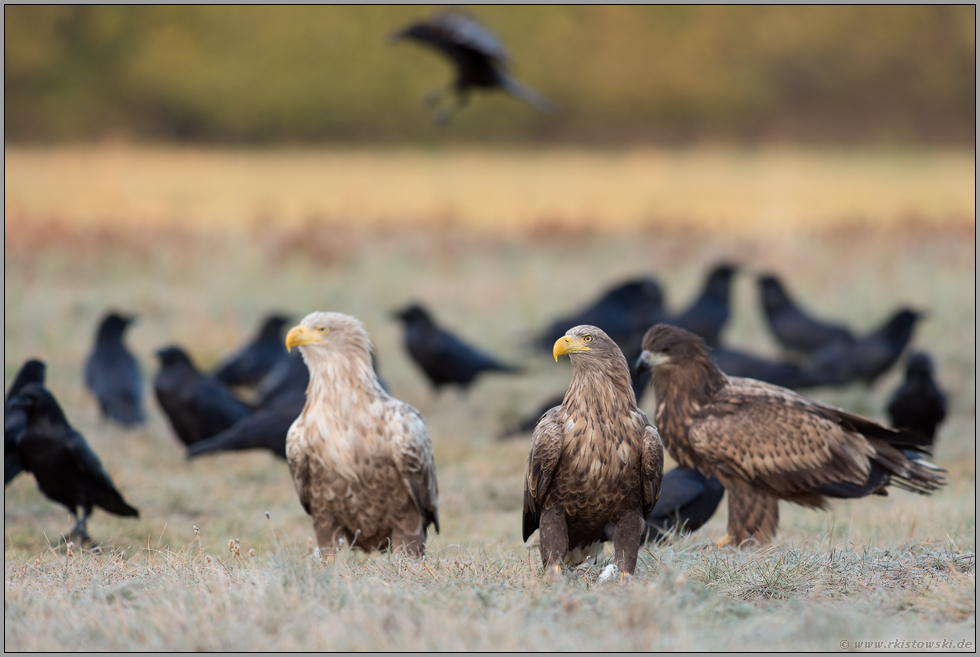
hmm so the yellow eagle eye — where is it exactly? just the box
[583,335,593,343]
[318,327,327,333]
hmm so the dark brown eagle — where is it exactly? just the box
[637,324,946,547]
[523,325,664,579]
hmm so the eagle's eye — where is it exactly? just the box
[583,335,594,343]
[318,327,327,334]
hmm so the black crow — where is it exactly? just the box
[154,346,251,447]
[253,350,310,408]
[671,264,737,348]
[186,389,303,460]
[803,309,923,386]
[886,352,947,445]
[498,393,564,440]
[214,314,291,388]
[392,303,521,390]
[391,11,555,124]
[84,312,145,427]
[712,347,822,390]
[536,276,667,405]
[758,274,855,356]
[5,359,46,485]
[641,467,725,543]
[8,383,139,543]
[535,277,667,353]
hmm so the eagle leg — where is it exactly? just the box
[390,524,426,558]
[313,514,348,554]
[613,509,643,576]
[724,479,779,546]
[538,506,569,575]
[713,534,735,548]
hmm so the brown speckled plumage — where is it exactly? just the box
[523,326,664,576]
[286,312,439,556]
[639,324,946,546]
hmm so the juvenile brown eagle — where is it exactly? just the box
[285,312,439,556]
[523,326,664,578]
[637,324,946,547]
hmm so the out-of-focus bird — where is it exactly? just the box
[712,347,820,390]
[671,264,738,348]
[214,315,291,388]
[637,324,944,546]
[84,312,145,427]
[186,389,302,460]
[392,303,522,390]
[536,277,667,403]
[535,277,667,353]
[154,346,251,447]
[803,309,924,386]
[886,352,947,445]
[253,350,310,408]
[285,312,439,555]
[499,393,565,440]
[758,274,855,356]
[524,326,663,579]
[8,383,139,543]
[5,359,46,485]
[641,467,725,543]
[390,11,555,124]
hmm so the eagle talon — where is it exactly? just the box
[713,534,735,548]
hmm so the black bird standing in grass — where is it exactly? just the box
[535,278,667,353]
[186,389,302,460]
[187,354,309,461]
[214,315,291,388]
[154,346,251,447]
[5,359,46,485]
[392,303,522,391]
[886,352,947,445]
[8,383,139,543]
[641,467,725,544]
[391,11,555,124]
[758,274,855,356]
[84,312,145,428]
[803,309,923,386]
[671,264,738,348]
[712,347,821,390]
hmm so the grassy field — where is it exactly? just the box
[3,147,976,650]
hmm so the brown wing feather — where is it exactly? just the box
[285,416,313,515]
[641,420,664,517]
[523,408,564,542]
[689,377,875,499]
[389,404,440,534]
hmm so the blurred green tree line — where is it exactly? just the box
[4,5,975,145]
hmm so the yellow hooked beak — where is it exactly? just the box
[285,324,328,351]
[553,335,591,362]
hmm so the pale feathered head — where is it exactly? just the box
[285,311,374,373]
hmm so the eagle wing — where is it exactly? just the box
[688,377,876,499]
[640,418,664,517]
[388,402,440,534]
[522,407,563,542]
[285,414,313,515]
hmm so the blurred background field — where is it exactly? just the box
[5,5,975,145]
[3,4,976,651]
